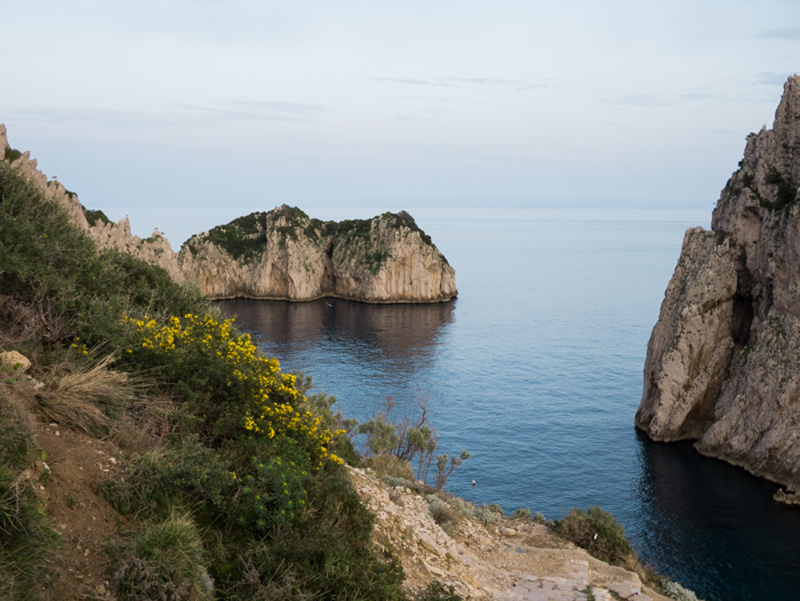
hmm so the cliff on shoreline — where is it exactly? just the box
[636,76,800,500]
[178,206,458,303]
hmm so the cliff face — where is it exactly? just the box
[178,206,458,303]
[636,76,800,494]
[0,125,181,280]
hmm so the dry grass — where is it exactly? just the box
[109,395,177,453]
[36,354,137,438]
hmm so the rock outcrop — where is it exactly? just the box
[0,124,181,279]
[348,467,671,601]
[178,205,458,303]
[636,76,800,495]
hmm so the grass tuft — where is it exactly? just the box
[36,354,136,437]
[111,510,213,601]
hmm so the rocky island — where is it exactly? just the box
[636,76,800,501]
[178,206,458,303]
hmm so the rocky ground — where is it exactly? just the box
[348,467,670,601]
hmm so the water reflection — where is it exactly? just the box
[635,431,800,601]
[216,298,455,366]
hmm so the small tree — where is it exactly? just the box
[434,450,470,491]
[357,397,469,489]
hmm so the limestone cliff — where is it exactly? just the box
[636,76,800,496]
[178,205,458,303]
[0,124,181,280]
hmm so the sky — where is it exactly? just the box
[2,0,800,247]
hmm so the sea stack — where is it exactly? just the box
[636,76,800,498]
[178,205,458,303]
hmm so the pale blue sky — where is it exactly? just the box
[2,1,799,246]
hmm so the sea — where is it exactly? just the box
[216,207,800,601]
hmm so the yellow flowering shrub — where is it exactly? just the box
[120,313,342,467]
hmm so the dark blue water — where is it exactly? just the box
[216,208,800,601]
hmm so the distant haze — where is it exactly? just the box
[2,0,799,246]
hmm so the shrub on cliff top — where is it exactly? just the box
[554,506,634,565]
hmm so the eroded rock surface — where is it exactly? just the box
[637,76,800,495]
[348,467,669,601]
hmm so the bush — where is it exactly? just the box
[101,434,234,519]
[111,510,213,601]
[232,436,311,532]
[118,313,341,467]
[417,580,462,601]
[357,397,468,490]
[0,395,34,471]
[511,507,531,519]
[660,578,704,601]
[0,468,59,600]
[368,454,415,480]
[427,494,458,531]
[224,463,407,601]
[554,506,634,565]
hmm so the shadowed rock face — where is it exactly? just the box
[178,206,457,303]
[637,76,800,493]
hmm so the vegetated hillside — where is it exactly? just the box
[0,145,692,601]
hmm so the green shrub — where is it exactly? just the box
[475,505,502,526]
[101,434,233,518]
[660,577,704,601]
[0,468,59,600]
[83,207,112,227]
[358,398,468,490]
[554,506,634,565]
[368,453,415,480]
[223,463,407,601]
[3,148,22,162]
[117,313,340,466]
[111,510,213,601]
[511,507,531,519]
[233,437,311,532]
[0,396,34,471]
[427,494,458,531]
[418,580,463,601]
[447,497,475,519]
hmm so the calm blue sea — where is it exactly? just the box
[217,208,800,601]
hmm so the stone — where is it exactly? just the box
[637,75,800,492]
[0,350,31,373]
